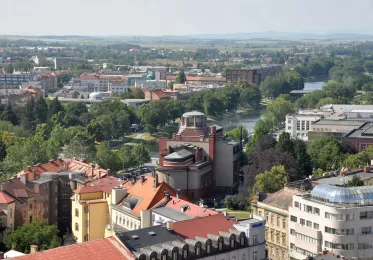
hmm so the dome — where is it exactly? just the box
[311,184,373,205]
[89,92,103,99]
[182,111,206,118]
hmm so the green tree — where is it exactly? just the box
[64,132,96,161]
[265,97,294,129]
[34,98,49,124]
[21,98,37,132]
[87,119,104,141]
[363,60,373,73]
[176,70,187,83]
[293,139,313,177]
[344,152,370,168]
[48,98,64,118]
[252,165,287,194]
[239,86,261,109]
[307,137,346,171]
[226,125,248,142]
[132,143,150,168]
[347,175,364,187]
[95,142,120,170]
[167,81,175,90]
[203,94,224,116]
[2,104,18,125]
[165,99,185,123]
[118,145,136,170]
[277,132,294,155]
[5,64,14,74]
[5,218,59,253]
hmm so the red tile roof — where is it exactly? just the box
[0,191,15,204]
[74,186,102,194]
[78,73,99,80]
[13,189,28,198]
[172,214,237,239]
[120,176,177,216]
[165,196,218,217]
[87,177,122,193]
[153,90,170,99]
[11,237,132,260]
[166,76,226,82]
[17,158,108,181]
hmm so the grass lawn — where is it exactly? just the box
[224,209,251,219]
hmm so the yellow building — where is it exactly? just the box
[71,177,122,243]
[252,186,307,260]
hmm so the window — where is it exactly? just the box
[346,214,354,220]
[276,233,280,243]
[306,205,312,213]
[195,245,201,256]
[282,218,286,228]
[62,216,68,222]
[240,236,245,246]
[230,237,235,248]
[362,144,367,151]
[9,208,12,218]
[362,226,372,234]
[359,243,373,249]
[288,120,291,124]
[253,251,258,260]
[173,251,178,260]
[271,230,274,241]
[306,220,312,228]
[277,216,280,226]
[276,249,279,257]
[218,238,223,251]
[63,182,69,188]
[84,207,88,213]
[287,126,291,130]
[294,201,299,208]
[161,254,167,260]
[306,121,310,131]
[271,214,274,224]
[313,223,319,230]
[290,215,297,222]
[252,235,258,244]
[271,246,274,256]
[206,243,211,253]
[297,121,300,130]
[62,204,68,212]
[301,121,305,130]
[314,207,320,215]
[75,223,79,231]
[242,254,246,260]
[300,218,305,226]
[62,192,68,199]
[282,233,286,245]
[266,213,268,221]
[75,208,79,217]
[183,249,188,259]
[282,251,286,260]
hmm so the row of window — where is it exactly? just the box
[325,212,354,221]
[267,213,286,229]
[294,201,320,215]
[325,241,354,250]
[325,226,354,235]
[359,243,373,249]
[290,229,319,245]
[270,246,286,259]
[290,244,314,257]
[294,120,310,131]
[290,216,319,230]
[266,228,286,246]
[360,211,373,219]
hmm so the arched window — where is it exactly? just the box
[162,254,167,260]
[75,208,79,217]
[173,251,178,260]
[240,236,245,246]
[182,248,188,260]
[206,243,211,254]
[195,244,201,256]
[218,238,223,251]
[75,223,79,231]
[230,236,235,248]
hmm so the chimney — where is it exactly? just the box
[30,245,38,254]
[20,174,28,185]
[364,166,371,173]
[176,189,181,199]
[166,221,173,230]
[168,146,172,154]
[153,174,159,188]
[164,191,170,201]
[0,251,4,259]
[141,175,145,183]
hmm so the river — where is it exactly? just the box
[217,81,327,132]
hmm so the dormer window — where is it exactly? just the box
[240,236,245,246]
[173,251,178,260]
[206,243,211,254]
[218,238,223,251]
[162,254,167,260]
[230,238,235,248]
[183,249,188,259]
[195,245,201,256]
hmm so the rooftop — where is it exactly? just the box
[11,237,130,260]
[117,225,181,251]
[86,176,122,193]
[164,149,193,160]
[311,184,373,206]
[164,196,219,218]
[152,207,193,222]
[182,111,206,118]
[345,124,373,139]
[261,187,307,210]
[0,191,15,204]
[172,214,237,239]
[314,170,373,186]
[312,119,364,126]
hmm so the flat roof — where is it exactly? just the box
[312,119,364,126]
[152,207,193,221]
[315,171,373,186]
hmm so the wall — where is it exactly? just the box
[88,202,108,241]
[215,142,239,189]
[0,202,15,231]
[112,208,141,231]
[71,200,85,243]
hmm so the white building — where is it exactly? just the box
[285,110,330,141]
[136,79,167,90]
[109,84,128,94]
[289,184,373,260]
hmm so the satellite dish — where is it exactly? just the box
[105,224,111,230]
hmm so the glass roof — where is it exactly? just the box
[311,184,373,205]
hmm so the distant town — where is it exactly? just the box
[2,28,373,260]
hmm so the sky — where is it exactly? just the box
[2,0,373,36]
